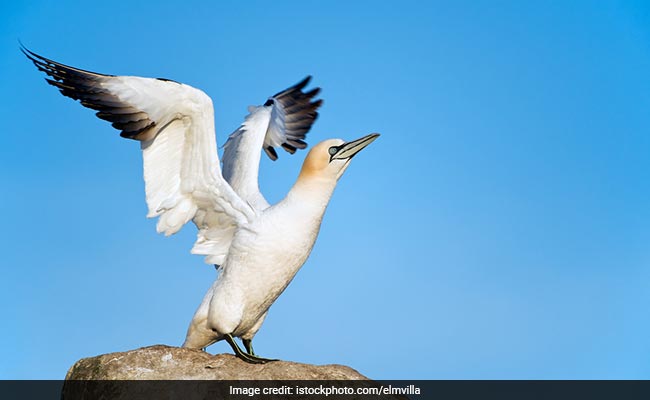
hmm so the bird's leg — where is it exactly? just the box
[243,339,255,356]
[224,334,260,363]
[224,334,277,364]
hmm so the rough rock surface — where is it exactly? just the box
[65,344,368,380]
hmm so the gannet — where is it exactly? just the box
[23,46,379,364]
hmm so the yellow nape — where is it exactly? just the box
[297,139,343,180]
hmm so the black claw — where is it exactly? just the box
[224,334,277,364]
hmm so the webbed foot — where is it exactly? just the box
[224,334,277,364]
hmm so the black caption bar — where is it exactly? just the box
[2,380,650,400]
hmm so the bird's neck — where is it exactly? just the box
[283,175,337,219]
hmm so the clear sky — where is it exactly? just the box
[1,0,649,380]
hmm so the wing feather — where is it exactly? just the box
[222,77,323,210]
[24,46,254,265]
[263,76,322,160]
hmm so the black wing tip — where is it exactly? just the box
[118,121,157,141]
[304,87,321,98]
[20,45,114,79]
[20,44,54,67]
[264,146,279,161]
[23,44,157,142]
[271,78,323,116]
[20,42,43,65]
[290,75,317,95]
[295,75,312,90]
[156,77,181,84]
[19,43,43,64]
[265,76,323,158]
[287,139,307,149]
[281,143,297,154]
[312,98,324,109]
[18,40,32,56]
[272,75,319,100]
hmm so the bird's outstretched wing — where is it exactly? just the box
[23,46,255,265]
[222,77,322,210]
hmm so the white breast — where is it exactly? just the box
[207,187,329,336]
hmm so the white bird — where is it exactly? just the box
[23,46,379,363]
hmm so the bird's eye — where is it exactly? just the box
[328,146,338,156]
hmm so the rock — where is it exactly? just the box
[62,345,405,399]
[65,344,369,380]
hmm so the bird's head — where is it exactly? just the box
[298,133,380,182]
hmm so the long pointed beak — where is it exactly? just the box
[330,133,380,161]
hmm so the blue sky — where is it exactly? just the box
[1,0,650,379]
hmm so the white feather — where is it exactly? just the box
[101,77,256,261]
[222,107,272,211]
